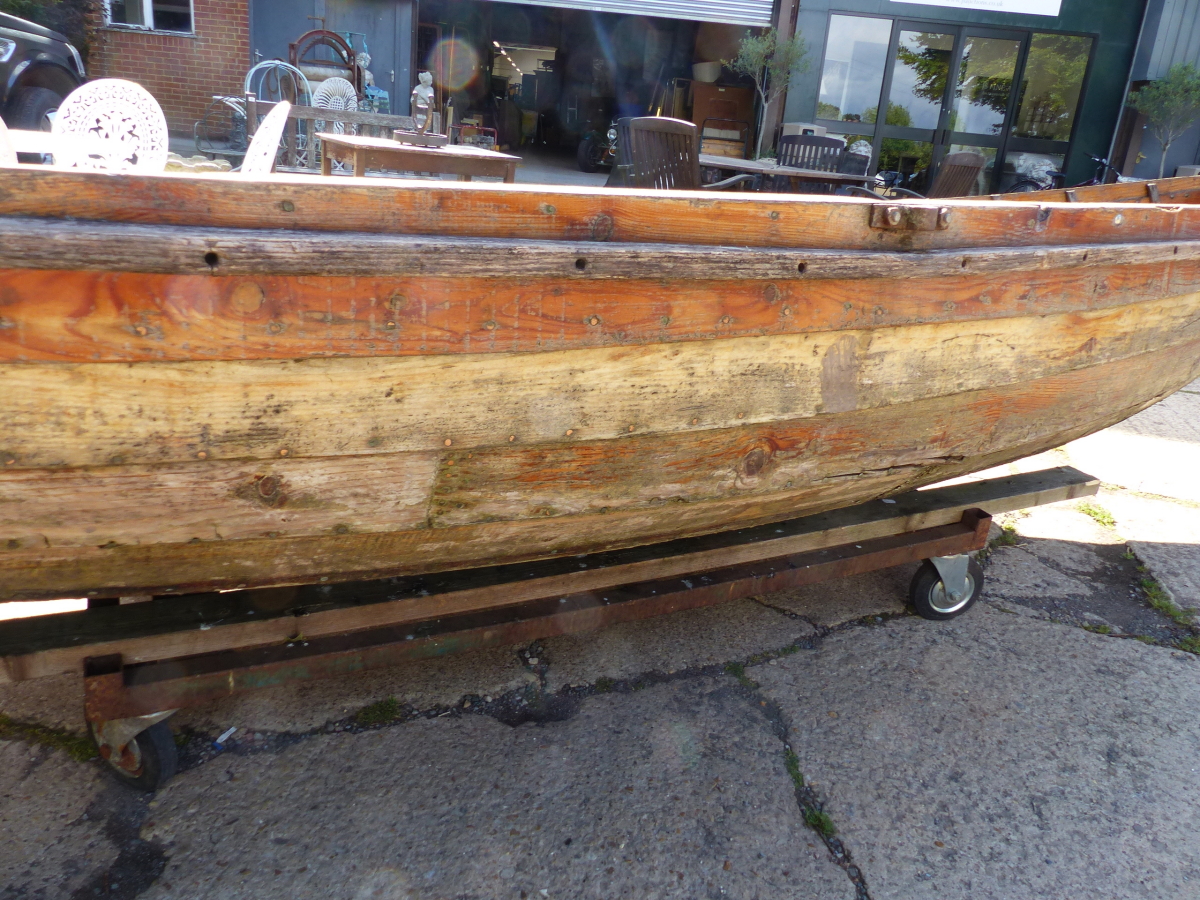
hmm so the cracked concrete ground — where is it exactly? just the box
[2,380,1198,899]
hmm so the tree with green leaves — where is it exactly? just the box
[725,28,808,159]
[1128,63,1200,179]
[0,0,91,57]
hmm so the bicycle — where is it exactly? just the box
[1006,153,1133,193]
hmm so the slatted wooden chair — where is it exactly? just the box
[769,134,846,193]
[776,134,845,172]
[627,116,755,191]
[848,151,987,200]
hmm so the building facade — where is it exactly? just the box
[1118,0,1200,179]
[88,0,251,132]
[85,0,1150,189]
[785,0,1147,192]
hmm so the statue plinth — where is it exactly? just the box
[393,129,448,147]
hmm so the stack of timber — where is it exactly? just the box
[1,168,1199,604]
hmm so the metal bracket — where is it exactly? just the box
[870,204,953,231]
[929,554,971,604]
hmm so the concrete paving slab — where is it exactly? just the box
[139,678,852,900]
[1101,488,1200,613]
[171,645,538,734]
[0,742,117,898]
[0,673,83,735]
[543,599,814,692]
[1062,386,1200,504]
[757,606,1200,900]
[762,567,913,627]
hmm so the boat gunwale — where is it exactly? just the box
[3,167,1200,254]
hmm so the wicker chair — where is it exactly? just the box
[627,117,755,191]
[848,151,987,200]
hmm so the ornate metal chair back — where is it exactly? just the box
[0,118,16,168]
[50,79,169,172]
[241,101,292,176]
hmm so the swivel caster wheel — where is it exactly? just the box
[90,715,178,792]
[909,556,984,620]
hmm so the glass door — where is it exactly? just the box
[873,26,958,194]
[944,31,1024,194]
[872,26,1023,195]
[816,16,1095,194]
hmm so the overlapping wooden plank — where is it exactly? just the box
[0,452,438,549]
[5,216,1200,280]
[1,292,1195,469]
[0,260,1183,363]
[1,167,1199,252]
[1,339,1197,601]
[0,467,1098,682]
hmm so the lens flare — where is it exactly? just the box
[427,38,480,92]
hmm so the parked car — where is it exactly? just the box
[577,120,617,172]
[1,11,84,131]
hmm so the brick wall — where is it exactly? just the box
[88,0,250,134]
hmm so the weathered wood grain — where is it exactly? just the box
[999,175,1200,205]
[5,216,1200,280]
[0,452,438,548]
[0,468,1099,681]
[1,168,1198,253]
[1,292,1196,469]
[1,339,1195,601]
[0,259,1184,362]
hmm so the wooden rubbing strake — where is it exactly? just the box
[2,216,1200,280]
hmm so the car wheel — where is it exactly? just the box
[7,86,64,131]
[577,136,602,173]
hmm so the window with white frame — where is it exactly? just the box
[107,0,193,33]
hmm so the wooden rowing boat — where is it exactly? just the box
[2,168,1199,602]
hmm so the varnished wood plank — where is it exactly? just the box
[2,167,1200,253]
[1,292,1197,469]
[0,467,1098,681]
[1,339,1197,601]
[0,260,1183,363]
[0,452,438,549]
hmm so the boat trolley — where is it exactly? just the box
[1,466,1097,790]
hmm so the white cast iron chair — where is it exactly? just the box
[240,100,291,176]
[50,79,169,172]
[0,118,17,167]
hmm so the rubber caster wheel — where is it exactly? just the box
[91,719,178,792]
[909,558,984,620]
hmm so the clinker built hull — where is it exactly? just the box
[1,168,1199,600]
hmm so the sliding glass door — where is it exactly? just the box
[815,14,1094,193]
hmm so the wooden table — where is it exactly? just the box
[699,154,872,191]
[317,134,520,182]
